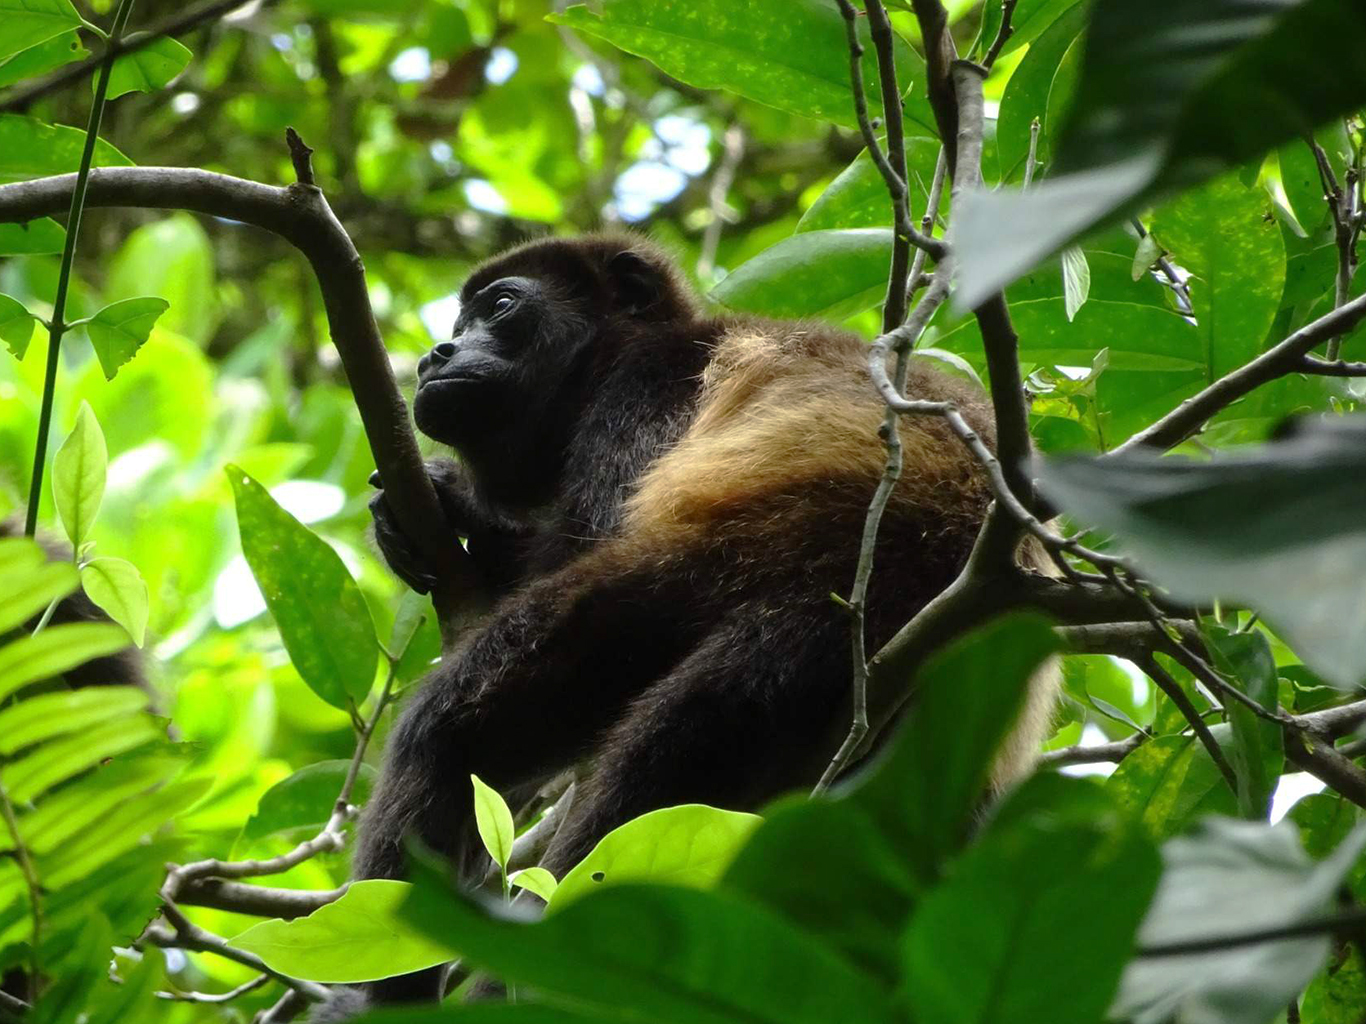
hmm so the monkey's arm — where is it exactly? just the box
[369,458,531,596]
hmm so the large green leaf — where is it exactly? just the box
[52,400,106,552]
[83,296,169,380]
[553,804,761,909]
[550,0,933,133]
[1107,735,1239,841]
[954,0,1366,309]
[230,880,452,983]
[711,228,891,320]
[995,0,1086,183]
[4,715,159,803]
[721,798,917,982]
[0,31,87,89]
[903,776,1161,1024]
[0,0,80,63]
[402,865,898,1024]
[1114,819,1366,1024]
[844,613,1060,886]
[1038,417,1366,688]
[228,466,379,709]
[796,136,944,233]
[0,114,132,185]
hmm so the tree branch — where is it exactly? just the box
[0,164,489,641]
[1113,290,1366,453]
[1285,729,1366,810]
[176,879,345,919]
[1040,732,1146,768]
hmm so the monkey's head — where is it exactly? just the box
[413,235,696,455]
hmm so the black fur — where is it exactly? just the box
[355,234,995,1011]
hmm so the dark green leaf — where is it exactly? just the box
[1038,417,1366,688]
[1108,736,1238,840]
[402,864,898,1024]
[1203,624,1284,819]
[797,136,944,233]
[549,0,933,134]
[228,466,378,709]
[995,1,1085,182]
[903,776,1161,1024]
[0,114,132,185]
[844,613,1060,885]
[711,228,891,320]
[241,759,377,844]
[0,31,87,89]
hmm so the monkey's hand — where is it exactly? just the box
[369,459,527,595]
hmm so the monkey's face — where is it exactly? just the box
[414,275,557,446]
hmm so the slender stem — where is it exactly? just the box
[0,772,41,1000]
[1023,118,1040,188]
[1137,906,1366,958]
[23,0,138,538]
[1137,655,1240,796]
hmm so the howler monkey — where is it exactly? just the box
[353,234,1055,1007]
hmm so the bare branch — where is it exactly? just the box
[1285,730,1366,809]
[1058,620,1199,659]
[1040,732,1146,768]
[1297,356,1366,376]
[1113,290,1366,453]
[0,165,489,639]
[143,922,327,1002]
[177,879,345,919]
[981,0,1019,70]
[158,975,270,1004]
[1138,906,1366,958]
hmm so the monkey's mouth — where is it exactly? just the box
[417,374,480,394]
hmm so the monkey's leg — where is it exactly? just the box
[537,598,848,879]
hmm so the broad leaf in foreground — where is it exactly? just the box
[711,228,892,321]
[1113,819,1366,1024]
[1037,417,1366,688]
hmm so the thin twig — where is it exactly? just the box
[1137,906,1366,957]
[1114,290,1366,453]
[1039,732,1146,768]
[1308,135,1359,362]
[1022,117,1041,188]
[144,922,327,1001]
[1297,356,1366,376]
[1136,654,1240,795]
[697,124,745,280]
[1130,217,1193,316]
[157,974,271,1003]
[980,0,1018,70]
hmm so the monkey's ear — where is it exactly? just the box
[608,250,663,313]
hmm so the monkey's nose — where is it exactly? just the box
[432,341,457,361]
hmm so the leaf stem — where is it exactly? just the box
[23,0,138,538]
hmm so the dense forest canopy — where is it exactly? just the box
[1,0,1366,1022]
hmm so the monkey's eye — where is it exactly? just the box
[492,294,516,315]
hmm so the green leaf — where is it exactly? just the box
[52,400,106,551]
[1037,417,1366,688]
[711,228,891,320]
[995,0,1086,182]
[903,776,1161,1024]
[228,466,378,709]
[0,114,132,185]
[721,798,917,982]
[510,867,558,902]
[84,296,169,380]
[402,862,899,1024]
[1107,736,1238,841]
[241,760,377,844]
[102,36,192,99]
[955,0,1366,309]
[471,773,515,873]
[10,755,175,856]
[0,686,148,756]
[1203,624,1284,819]
[0,218,65,257]
[975,0,1080,61]
[5,714,159,803]
[0,291,37,359]
[552,804,761,909]
[844,613,1060,886]
[0,621,129,703]
[1113,820,1366,1024]
[0,31,87,89]
[549,0,933,134]
[0,0,80,63]
[796,136,945,233]
[1060,246,1090,322]
[229,879,452,983]
[0,539,78,633]
[80,556,148,646]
